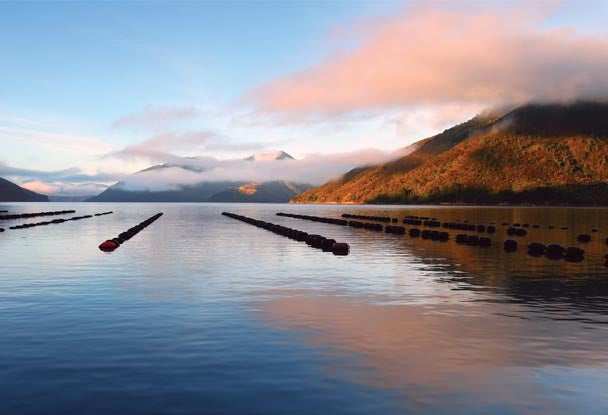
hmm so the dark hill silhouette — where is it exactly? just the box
[207,181,311,203]
[87,179,312,203]
[0,177,49,202]
[86,181,238,202]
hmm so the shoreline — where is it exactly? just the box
[289,201,608,208]
[3,200,608,208]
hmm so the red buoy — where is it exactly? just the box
[99,240,118,252]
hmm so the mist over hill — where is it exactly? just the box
[293,101,608,205]
[87,151,313,203]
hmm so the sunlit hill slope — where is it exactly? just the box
[292,102,608,205]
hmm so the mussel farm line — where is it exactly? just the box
[278,212,607,265]
[344,212,605,235]
[0,209,76,221]
[7,211,113,230]
[222,212,350,255]
[278,212,457,243]
[98,213,163,252]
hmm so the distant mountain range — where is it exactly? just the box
[0,177,49,202]
[7,102,608,206]
[87,151,313,203]
[244,150,294,161]
[207,181,311,203]
[48,195,93,202]
[293,101,608,205]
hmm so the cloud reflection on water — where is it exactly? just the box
[259,291,608,414]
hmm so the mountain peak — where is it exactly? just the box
[136,161,205,174]
[244,150,294,161]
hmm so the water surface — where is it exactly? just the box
[1,203,607,414]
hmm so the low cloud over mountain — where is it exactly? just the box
[101,149,394,193]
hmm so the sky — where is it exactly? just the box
[1,0,607,195]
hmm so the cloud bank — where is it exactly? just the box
[21,181,109,196]
[112,149,393,192]
[247,5,608,118]
[0,161,125,196]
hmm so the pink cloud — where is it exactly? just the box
[247,5,608,118]
[21,181,58,194]
[21,180,109,196]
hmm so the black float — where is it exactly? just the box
[577,233,591,242]
[342,213,391,222]
[504,239,518,252]
[454,234,491,247]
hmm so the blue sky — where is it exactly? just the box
[1,0,607,195]
[1,1,398,125]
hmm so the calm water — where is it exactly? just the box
[1,202,608,414]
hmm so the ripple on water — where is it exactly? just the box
[0,202,607,414]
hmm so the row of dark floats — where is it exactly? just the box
[99,213,163,252]
[1,208,604,264]
[279,212,606,265]
[0,210,113,232]
[222,212,350,255]
[0,209,76,221]
[0,209,164,255]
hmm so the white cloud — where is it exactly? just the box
[111,148,395,191]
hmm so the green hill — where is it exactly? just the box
[292,101,608,205]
